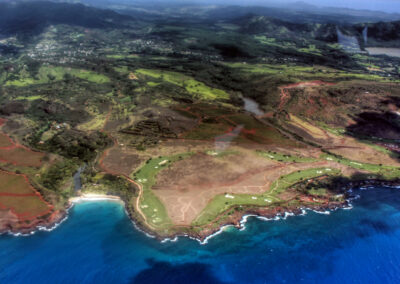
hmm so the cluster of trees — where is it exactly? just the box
[41,129,112,162]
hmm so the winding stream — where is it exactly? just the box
[73,165,86,191]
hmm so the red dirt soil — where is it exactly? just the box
[278,81,336,110]
[0,119,44,167]
[0,170,55,222]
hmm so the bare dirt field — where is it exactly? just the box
[152,149,359,225]
[0,123,44,167]
[286,115,400,166]
[0,171,54,224]
[0,134,14,148]
[101,146,146,176]
[0,147,44,167]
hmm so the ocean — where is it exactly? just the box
[1,186,400,284]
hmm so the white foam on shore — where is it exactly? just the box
[6,185,400,245]
[4,204,72,237]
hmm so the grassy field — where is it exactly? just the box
[0,134,13,148]
[269,167,340,194]
[6,66,110,87]
[192,167,340,226]
[289,114,327,139]
[133,153,192,228]
[15,95,44,101]
[178,104,300,146]
[321,153,400,179]
[135,69,230,100]
[257,150,317,163]
[0,147,44,167]
[106,54,140,59]
[223,62,399,82]
[0,195,50,217]
[0,171,51,220]
[0,171,35,194]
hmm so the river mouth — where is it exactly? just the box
[73,165,86,191]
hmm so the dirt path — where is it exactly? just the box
[98,108,154,229]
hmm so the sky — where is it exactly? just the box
[280,0,400,13]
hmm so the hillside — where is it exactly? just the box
[0,1,133,36]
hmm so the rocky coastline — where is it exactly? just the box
[2,178,399,242]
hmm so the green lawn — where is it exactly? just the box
[133,153,193,229]
[192,167,340,226]
[269,167,341,195]
[135,68,230,100]
[257,150,317,163]
[321,153,400,179]
[15,95,44,101]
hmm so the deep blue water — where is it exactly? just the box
[1,187,400,284]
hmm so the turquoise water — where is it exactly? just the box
[1,187,400,283]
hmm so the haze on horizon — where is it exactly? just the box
[104,0,400,14]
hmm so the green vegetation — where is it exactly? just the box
[38,159,78,192]
[133,153,193,228]
[106,54,140,59]
[317,122,346,136]
[223,63,399,82]
[257,150,317,163]
[321,153,400,179]
[193,167,340,226]
[136,69,230,100]
[6,66,109,87]
[1,2,400,236]
[15,95,44,101]
[82,173,137,200]
[38,130,112,162]
[270,168,340,194]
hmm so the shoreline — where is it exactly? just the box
[2,180,400,243]
[69,193,124,204]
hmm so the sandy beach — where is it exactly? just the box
[69,193,124,204]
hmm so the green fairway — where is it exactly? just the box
[133,153,192,229]
[269,167,340,195]
[192,167,340,226]
[257,150,317,163]
[321,153,400,179]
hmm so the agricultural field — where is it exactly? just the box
[222,63,399,82]
[5,66,110,87]
[0,171,54,225]
[175,103,301,147]
[135,69,230,101]
[0,147,44,167]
